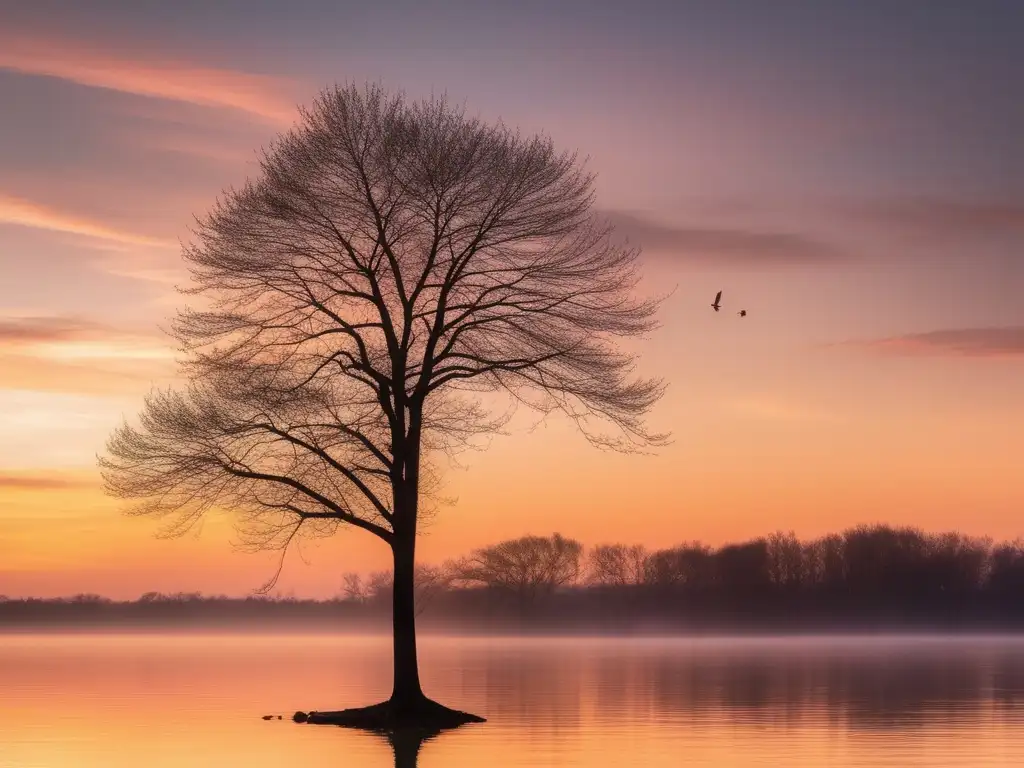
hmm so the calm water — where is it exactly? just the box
[3,634,1024,767]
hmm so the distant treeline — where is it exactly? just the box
[6,525,1024,631]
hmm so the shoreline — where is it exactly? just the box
[7,623,1024,640]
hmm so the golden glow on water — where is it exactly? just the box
[2,634,1024,767]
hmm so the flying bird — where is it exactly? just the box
[711,290,722,312]
[738,310,747,317]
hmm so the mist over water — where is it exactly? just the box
[3,633,1024,766]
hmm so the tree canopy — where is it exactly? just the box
[101,84,667,562]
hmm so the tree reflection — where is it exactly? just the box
[467,639,1024,734]
[342,720,472,768]
[379,726,445,768]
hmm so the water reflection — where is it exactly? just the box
[360,727,442,768]
[462,637,1024,733]
[3,634,1024,767]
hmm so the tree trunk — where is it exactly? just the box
[295,502,486,728]
[390,407,426,711]
[390,526,425,709]
[294,433,485,730]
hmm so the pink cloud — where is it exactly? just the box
[848,199,1024,240]
[603,210,845,266]
[845,327,1024,359]
[0,472,96,491]
[0,316,109,345]
[0,315,178,395]
[0,194,176,248]
[0,34,300,124]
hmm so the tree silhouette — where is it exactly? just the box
[452,533,584,607]
[100,83,665,727]
[586,543,649,586]
[6,525,1024,631]
[645,541,715,589]
[344,563,454,616]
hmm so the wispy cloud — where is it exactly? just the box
[0,316,97,345]
[0,389,142,469]
[0,34,299,124]
[0,194,176,248]
[0,315,174,359]
[97,263,186,287]
[847,199,1024,240]
[0,316,177,395]
[0,472,96,491]
[0,354,176,397]
[844,327,1024,358]
[604,210,844,266]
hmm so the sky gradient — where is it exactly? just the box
[2,0,1023,598]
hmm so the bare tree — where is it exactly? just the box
[341,572,366,602]
[100,83,665,725]
[766,530,804,588]
[366,570,395,601]
[410,563,454,616]
[586,543,649,586]
[345,563,453,616]
[645,542,715,588]
[452,533,583,604]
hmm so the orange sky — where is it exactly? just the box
[1,2,1023,599]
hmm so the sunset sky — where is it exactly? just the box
[1,0,1022,599]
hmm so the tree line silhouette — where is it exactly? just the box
[5,524,1024,631]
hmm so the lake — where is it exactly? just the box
[3,633,1024,766]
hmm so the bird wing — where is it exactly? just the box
[714,290,722,303]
